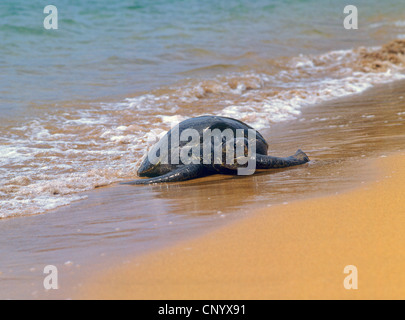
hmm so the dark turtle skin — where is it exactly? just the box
[121,115,309,185]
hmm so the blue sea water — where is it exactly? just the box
[1,0,404,117]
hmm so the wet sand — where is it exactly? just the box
[74,78,405,300]
[1,78,404,299]
[78,152,405,300]
[72,79,405,300]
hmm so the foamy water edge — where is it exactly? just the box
[1,41,404,219]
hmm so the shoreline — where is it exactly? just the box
[77,152,405,299]
[2,1,405,301]
[2,39,405,220]
[2,76,405,299]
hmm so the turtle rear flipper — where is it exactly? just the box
[120,164,206,185]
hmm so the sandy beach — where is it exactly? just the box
[2,1,405,300]
[2,76,404,300]
[78,152,405,300]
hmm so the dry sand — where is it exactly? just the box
[78,152,405,300]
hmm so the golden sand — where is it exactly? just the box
[78,153,405,299]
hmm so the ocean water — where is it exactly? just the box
[1,0,405,218]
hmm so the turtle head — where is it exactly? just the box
[137,157,160,177]
[137,130,178,178]
[137,149,173,178]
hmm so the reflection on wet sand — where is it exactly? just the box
[1,78,404,299]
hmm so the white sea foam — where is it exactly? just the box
[394,20,405,27]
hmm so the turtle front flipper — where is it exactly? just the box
[120,164,206,185]
[256,149,310,169]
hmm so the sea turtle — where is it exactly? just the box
[121,115,309,185]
